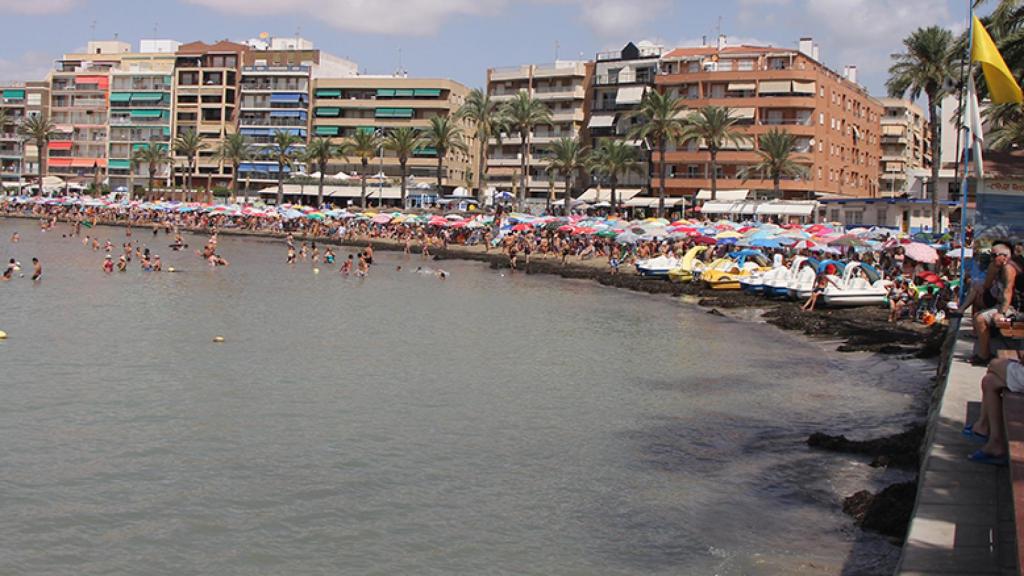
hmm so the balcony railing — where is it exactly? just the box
[239,118,309,128]
[758,118,813,126]
[593,71,654,86]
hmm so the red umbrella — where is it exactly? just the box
[449,221,467,228]
[557,224,574,232]
[904,242,939,264]
[573,226,597,235]
[511,223,533,232]
[692,235,717,245]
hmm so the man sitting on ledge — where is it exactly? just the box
[969,242,1021,366]
[965,349,1024,466]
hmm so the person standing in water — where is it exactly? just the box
[31,257,42,282]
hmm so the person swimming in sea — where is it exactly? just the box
[340,254,353,275]
[102,255,114,273]
[30,257,42,282]
[151,255,162,272]
[324,248,336,264]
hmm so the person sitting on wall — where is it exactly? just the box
[964,349,1024,466]
[969,242,1022,366]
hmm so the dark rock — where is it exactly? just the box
[807,424,924,469]
[843,482,917,539]
[706,308,725,317]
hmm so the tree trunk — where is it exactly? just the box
[436,148,444,197]
[519,130,529,210]
[276,159,285,206]
[232,161,239,199]
[361,158,368,209]
[563,173,572,217]
[128,165,135,199]
[710,148,719,201]
[317,169,325,209]
[610,175,618,213]
[400,159,408,207]
[37,137,46,195]
[149,167,156,198]
[477,138,487,204]
[928,96,941,232]
[774,174,781,198]
[657,138,666,219]
[186,158,194,202]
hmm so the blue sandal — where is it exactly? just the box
[969,449,1008,466]
[962,424,989,442]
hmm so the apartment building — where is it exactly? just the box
[0,82,48,186]
[311,76,476,192]
[654,37,882,200]
[48,41,130,183]
[588,41,663,195]
[107,42,179,191]
[172,40,248,191]
[877,97,930,197]
[486,60,592,200]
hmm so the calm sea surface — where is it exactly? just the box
[0,217,929,575]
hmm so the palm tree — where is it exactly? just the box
[349,130,381,210]
[887,26,955,231]
[269,130,303,205]
[134,145,171,199]
[383,127,425,207]
[987,106,1024,150]
[499,91,551,209]
[589,140,641,211]
[172,129,205,200]
[213,132,254,198]
[305,136,348,208]
[627,90,686,217]
[457,89,502,202]
[545,137,589,216]
[680,106,749,202]
[17,114,58,192]
[424,115,468,196]
[738,129,810,197]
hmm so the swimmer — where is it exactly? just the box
[117,255,127,272]
[103,255,114,273]
[435,269,449,280]
[30,257,41,282]
[152,255,162,272]
[339,255,353,275]
[10,232,19,243]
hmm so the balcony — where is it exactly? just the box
[758,117,813,126]
[239,117,309,128]
[550,109,584,123]
[490,65,533,82]
[533,86,586,101]
[593,71,655,86]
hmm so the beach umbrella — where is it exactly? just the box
[692,235,717,246]
[904,242,939,264]
[615,231,641,244]
[715,230,742,240]
[371,213,393,224]
[596,229,617,238]
[828,235,869,248]
[750,238,782,249]
[511,223,533,232]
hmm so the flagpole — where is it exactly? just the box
[956,0,975,305]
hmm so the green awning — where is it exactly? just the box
[162,127,172,136]
[357,126,375,135]
[413,147,437,156]
[394,89,414,97]
[108,159,131,169]
[315,88,341,98]
[375,108,414,118]
[130,109,164,118]
[132,143,168,151]
[131,92,165,102]
[413,88,441,97]
[3,89,26,100]
[109,92,132,102]
[163,76,173,85]
[315,126,340,136]
[315,107,340,117]
[376,88,396,98]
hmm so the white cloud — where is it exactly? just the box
[0,51,56,84]
[578,0,669,37]
[0,0,79,14]
[183,0,503,36]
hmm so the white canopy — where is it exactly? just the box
[755,201,818,217]
[615,86,645,105]
[625,196,687,208]
[259,184,402,199]
[578,187,642,203]
[587,114,617,128]
[696,189,749,201]
[701,200,818,217]
[701,201,758,215]
[451,186,470,197]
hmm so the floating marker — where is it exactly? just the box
[212,336,225,343]
[0,330,7,339]
[168,267,176,272]
[313,268,320,274]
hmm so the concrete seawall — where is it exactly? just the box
[896,318,1017,575]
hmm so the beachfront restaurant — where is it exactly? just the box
[816,197,959,233]
[259,183,403,207]
[699,199,819,224]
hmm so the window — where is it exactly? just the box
[877,208,887,223]
[829,209,840,221]
[846,211,864,225]
[686,164,699,177]
[819,112,824,125]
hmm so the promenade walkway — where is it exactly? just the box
[897,319,1017,575]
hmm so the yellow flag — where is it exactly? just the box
[972,15,1023,104]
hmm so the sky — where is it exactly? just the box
[0,0,979,97]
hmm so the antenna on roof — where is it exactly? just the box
[89,20,96,40]
[554,40,560,62]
